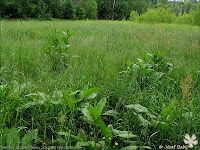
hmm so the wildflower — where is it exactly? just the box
[115,142,118,146]
[184,134,198,148]
[102,137,112,140]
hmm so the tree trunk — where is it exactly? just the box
[112,0,115,20]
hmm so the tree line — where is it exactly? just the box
[0,0,199,23]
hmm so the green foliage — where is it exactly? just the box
[96,97,106,113]
[122,51,174,90]
[161,100,178,122]
[61,0,75,20]
[89,106,111,142]
[1,127,38,146]
[125,103,178,134]
[129,3,199,26]
[129,11,139,22]
[1,20,199,149]
[45,28,74,71]
[6,128,20,146]
[138,8,175,23]
[191,3,200,26]
[135,0,148,15]
[21,129,39,146]
[75,4,85,20]
[175,13,193,25]
[114,1,130,20]
[97,0,112,20]
[77,0,98,20]
[36,1,52,20]
[82,87,100,99]
[1,1,22,19]
[1,0,199,26]
[108,124,138,139]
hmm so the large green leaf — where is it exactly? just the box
[98,140,105,148]
[117,133,138,138]
[75,142,89,149]
[140,69,153,74]
[89,106,110,142]
[52,91,63,100]
[157,122,169,132]
[102,110,119,117]
[75,141,102,150]
[108,125,138,139]
[82,87,100,99]
[62,37,69,45]
[87,141,102,149]
[6,128,20,146]
[81,108,93,122]
[121,145,151,150]
[126,104,149,113]
[142,52,148,61]
[89,106,101,120]
[166,107,180,122]
[21,129,38,146]
[57,131,82,142]
[121,146,138,150]
[126,104,156,119]
[162,100,178,121]
[77,129,87,142]
[127,60,133,69]
[0,127,9,146]
[137,114,151,127]
[138,146,152,149]
[96,97,107,113]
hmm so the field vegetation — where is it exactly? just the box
[1,20,199,149]
[1,0,200,26]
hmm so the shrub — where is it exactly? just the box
[191,4,200,26]
[75,4,85,20]
[61,0,75,20]
[77,0,98,20]
[138,8,175,24]
[36,1,52,20]
[175,13,193,25]
[129,10,139,22]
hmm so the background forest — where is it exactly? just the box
[0,0,200,149]
[1,0,200,25]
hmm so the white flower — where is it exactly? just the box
[184,134,198,148]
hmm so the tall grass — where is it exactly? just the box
[1,20,199,149]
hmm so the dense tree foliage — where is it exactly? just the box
[0,0,199,25]
[77,0,98,19]
[62,0,75,19]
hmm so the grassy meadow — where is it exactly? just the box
[1,20,200,149]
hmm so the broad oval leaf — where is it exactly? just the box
[6,128,20,146]
[117,133,138,139]
[102,110,120,117]
[96,97,107,113]
[83,87,100,99]
[77,129,87,142]
[21,129,38,146]
[126,104,149,113]
[121,146,138,150]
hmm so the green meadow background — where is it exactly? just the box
[1,20,199,149]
